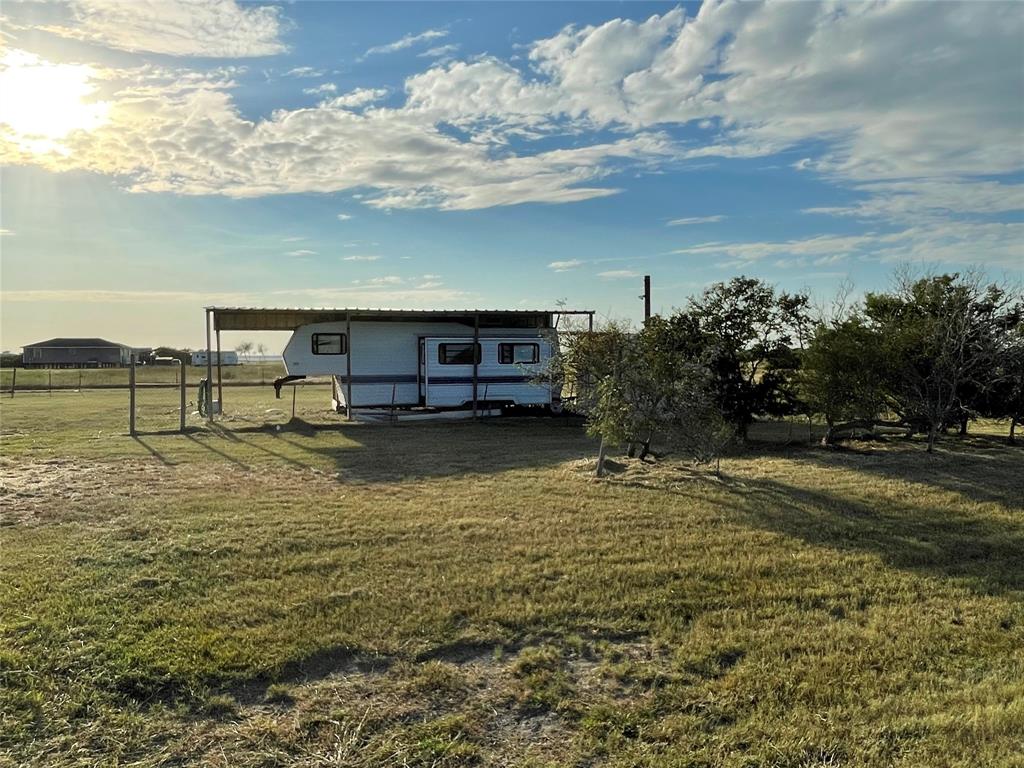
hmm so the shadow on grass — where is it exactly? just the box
[732,474,1024,597]
[180,416,598,483]
[131,436,178,467]
[791,435,1024,510]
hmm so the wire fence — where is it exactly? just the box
[0,363,287,394]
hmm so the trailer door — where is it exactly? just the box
[424,338,479,407]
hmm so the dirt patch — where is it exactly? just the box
[564,455,736,492]
[0,456,339,526]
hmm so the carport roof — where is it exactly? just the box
[207,307,594,332]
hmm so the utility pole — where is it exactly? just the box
[641,275,651,323]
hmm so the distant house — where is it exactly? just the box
[21,338,142,368]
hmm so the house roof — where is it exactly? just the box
[22,338,129,349]
[208,307,594,332]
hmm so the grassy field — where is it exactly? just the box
[0,363,286,390]
[1,388,1022,767]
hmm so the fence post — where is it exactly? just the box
[79,369,83,393]
[10,368,15,398]
[178,361,186,433]
[129,355,137,436]
[48,371,52,396]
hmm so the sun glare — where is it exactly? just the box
[0,50,109,154]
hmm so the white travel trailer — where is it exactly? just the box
[192,350,239,366]
[202,307,594,417]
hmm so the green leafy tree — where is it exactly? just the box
[800,317,891,445]
[975,312,1024,444]
[864,271,1020,452]
[671,277,810,439]
[555,318,736,476]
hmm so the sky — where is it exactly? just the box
[1,0,1022,351]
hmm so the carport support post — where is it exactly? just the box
[215,326,223,413]
[472,313,479,418]
[345,312,352,421]
[129,354,137,436]
[177,360,186,433]
[205,309,214,422]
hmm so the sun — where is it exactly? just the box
[0,50,110,154]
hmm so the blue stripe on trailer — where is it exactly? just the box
[430,376,534,385]
[334,375,536,385]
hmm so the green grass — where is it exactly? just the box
[1,390,1022,766]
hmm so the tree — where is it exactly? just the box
[235,341,255,363]
[553,318,736,476]
[800,317,891,445]
[864,271,1020,453]
[554,321,634,476]
[672,277,810,439]
[975,312,1024,444]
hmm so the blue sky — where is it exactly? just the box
[1,1,1021,350]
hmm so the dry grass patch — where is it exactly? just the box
[1,391,1022,766]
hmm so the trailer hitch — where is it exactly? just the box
[273,374,306,398]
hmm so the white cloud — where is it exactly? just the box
[363,28,447,58]
[548,259,584,272]
[284,67,325,79]
[342,255,380,262]
[285,249,316,257]
[2,1,1022,247]
[0,228,13,236]
[672,225,1024,270]
[327,89,388,110]
[281,236,306,242]
[804,180,1024,221]
[672,234,887,265]
[598,270,639,279]
[419,44,460,59]
[361,276,403,286]
[667,215,725,226]
[337,213,353,221]
[303,83,337,96]
[43,0,288,57]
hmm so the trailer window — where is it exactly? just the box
[438,343,481,365]
[498,343,540,364]
[312,333,347,355]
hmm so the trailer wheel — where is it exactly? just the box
[549,401,564,415]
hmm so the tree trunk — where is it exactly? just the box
[596,437,608,477]
[638,429,653,460]
[1010,416,1018,446]
[926,423,938,453]
[626,442,636,458]
[821,418,835,447]
[959,414,969,436]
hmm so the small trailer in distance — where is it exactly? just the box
[191,350,239,366]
